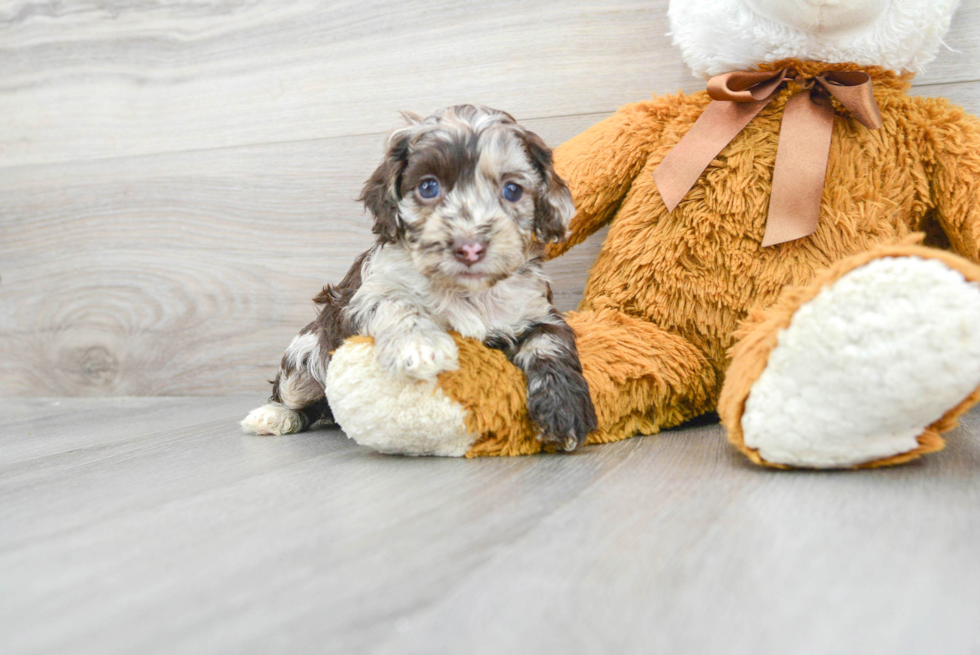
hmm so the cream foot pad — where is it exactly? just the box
[742,257,980,468]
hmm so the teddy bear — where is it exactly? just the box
[324,0,980,468]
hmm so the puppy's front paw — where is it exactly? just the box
[378,331,459,381]
[527,370,597,452]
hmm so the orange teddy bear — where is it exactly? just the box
[326,0,980,468]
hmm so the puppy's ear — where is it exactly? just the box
[358,124,415,242]
[522,130,575,243]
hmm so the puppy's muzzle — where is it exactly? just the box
[452,237,487,266]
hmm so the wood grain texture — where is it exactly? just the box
[0,0,698,167]
[0,113,606,395]
[1,397,978,654]
[1,0,979,396]
[1,0,976,168]
[913,80,980,115]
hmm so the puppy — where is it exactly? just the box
[241,105,597,451]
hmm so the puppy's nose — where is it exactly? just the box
[452,237,487,265]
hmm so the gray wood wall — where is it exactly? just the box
[2,0,979,397]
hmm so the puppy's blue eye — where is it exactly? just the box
[502,182,523,202]
[418,179,440,199]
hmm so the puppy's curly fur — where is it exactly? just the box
[242,105,597,451]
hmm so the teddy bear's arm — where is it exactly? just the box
[547,98,679,258]
[928,104,980,264]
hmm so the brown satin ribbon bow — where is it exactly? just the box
[652,68,883,246]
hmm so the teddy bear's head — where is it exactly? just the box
[668,0,960,79]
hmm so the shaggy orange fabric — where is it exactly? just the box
[446,59,980,461]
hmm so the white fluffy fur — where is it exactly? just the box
[283,332,326,387]
[275,331,329,410]
[513,329,567,368]
[668,0,960,78]
[346,244,555,383]
[742,257,980,468]
[326,340,477,456]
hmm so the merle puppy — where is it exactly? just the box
[242,105,597,451]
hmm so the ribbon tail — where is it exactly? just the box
[653,98,770,211]
[762,92,835,247]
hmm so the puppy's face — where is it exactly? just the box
[359,105,575,291]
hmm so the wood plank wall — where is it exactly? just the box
[2,0,979,396]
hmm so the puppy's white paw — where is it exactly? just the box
[241,402,305,436]
[378,331,459,381]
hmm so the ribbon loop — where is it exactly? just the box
[815,71,883,130]
[707,69,788,102]
[652,67,882,247]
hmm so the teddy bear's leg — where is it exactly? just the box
[457,307,717,454]
[565,307,718,444]
[719,245,980,469]
[327,333,570,457]
[325,308,718,457]
[324,336,479,457]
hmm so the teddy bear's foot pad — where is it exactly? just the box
[742,256,980,468]
[325,339,477,456]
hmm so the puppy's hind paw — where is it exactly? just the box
[241,402,305,436]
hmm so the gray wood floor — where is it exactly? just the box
[4,4,980,652]
[3,397,979,655]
